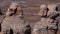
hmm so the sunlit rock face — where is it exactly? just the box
[0,0,60,34]
[38,4,48,17]
[32,4,58,34]
[5,2,20,17]
[1,16,28,34]
[47,4,59,19]
[32,17,58,34]
[1,2,29,34]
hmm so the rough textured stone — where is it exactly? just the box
[38,4,48,17]
[32,18,58,34]
[0,0,60,34]
[47,4,59,19]
[1,2,29,34]
[1,16,28,34]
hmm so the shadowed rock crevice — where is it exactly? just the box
[0,9,4,15]
[25,25,31,34]
[10,29,13,34]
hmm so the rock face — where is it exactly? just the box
[5,2,20,17]
[1,16,28,34]
[1,2,29,34]
[0,9,5,32]
[32,4,59,34]
[38,4,48,17]
[0,0,60,34]
[47,4,59,19]
[32,18,57,34]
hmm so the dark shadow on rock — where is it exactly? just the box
[10,29,13,34]
[0,9,4,15]
[24,25,31,34]
[0,23,1,32]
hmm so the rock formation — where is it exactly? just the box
[32,4,59,34]
[1,2,29,34]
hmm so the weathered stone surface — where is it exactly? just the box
[32,18,57,34]
[47,4,59,18]
[0,0,60,34]
[1,2,29,34]
[1,16,28,34]
[38,4,48,17]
